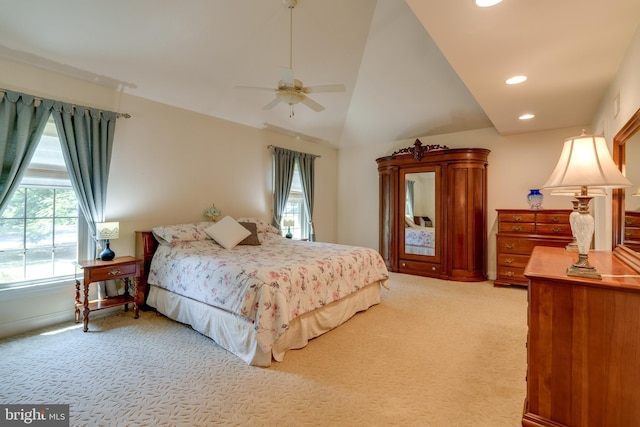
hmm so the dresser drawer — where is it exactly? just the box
[536,223,572,236]
[496,266,527,283]
[399,259,442,276]
[625,216,640,227]
[86,262,139,282]
[536,212,570,224]
[499,222,535,233]
[499,212,536,223]
[497,236,536,255]
[624,227,640,240]
[497,253,530,269]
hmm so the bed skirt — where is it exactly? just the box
[147,281,383,367]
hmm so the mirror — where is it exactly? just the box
[612,108,640,251]
[402,170,438,257]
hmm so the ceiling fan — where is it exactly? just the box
[236,0,345,116]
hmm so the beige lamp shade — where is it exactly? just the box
[95,222,120,240]
[633,187,640,196]
[542,132,632,190]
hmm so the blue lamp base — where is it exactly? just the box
[100,241,115,261]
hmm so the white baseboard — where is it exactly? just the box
[0,310,76,339]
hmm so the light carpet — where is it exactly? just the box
[0,272,528,426]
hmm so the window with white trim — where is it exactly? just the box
[0,116,82,287]
[280,162,309,240]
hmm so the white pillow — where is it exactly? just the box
[204,216,251,249]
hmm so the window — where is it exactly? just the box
[0,117,80,286]
[280,162,309,239]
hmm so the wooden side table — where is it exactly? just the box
[74,256,142,332]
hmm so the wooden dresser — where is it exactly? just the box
[495,209,572,286]
[624,211,640,252]
[523,246,640,426]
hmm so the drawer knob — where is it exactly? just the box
[626,219,635,226]
[552,227,561,233]
[401,262,406,267]
[505,243,515,249]
[513,215,522,221]
[512,225,522,231]
[108,269,122,276]
[625,231,632,237]
[551,217,560,223]
[506,271,515,277]
[505,258,514,264]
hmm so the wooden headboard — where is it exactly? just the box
[134,231,160,307]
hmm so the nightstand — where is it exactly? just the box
[74,256,142,332]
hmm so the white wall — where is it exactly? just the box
[0,58,338,338]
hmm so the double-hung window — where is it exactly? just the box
[280,162,309,240]
[0,117,81,287]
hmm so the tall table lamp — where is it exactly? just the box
[542,131,631,279]
[96,222,119,261]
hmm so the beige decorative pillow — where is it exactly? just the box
[238,222,261,245]
[204,216,251,249]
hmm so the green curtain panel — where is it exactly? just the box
[51,102,116,260]
[0,91,52,215]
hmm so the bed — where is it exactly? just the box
[404,216,435,256]
[140,217,389,367]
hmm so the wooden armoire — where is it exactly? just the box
[376,140,490,281]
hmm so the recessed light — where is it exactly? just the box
[475,0,503,7]
[506,75,527,85]
[519,114,535,120]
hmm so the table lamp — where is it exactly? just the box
[543,131,631,278]
[96,222,119,261]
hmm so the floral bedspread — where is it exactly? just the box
[148,233,389,352]
[405,226,434,248]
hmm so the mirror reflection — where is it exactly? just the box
[626,131,640,211]
[404,172,436,256]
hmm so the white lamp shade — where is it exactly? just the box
[95,222,120,240]
[542,133,632,189]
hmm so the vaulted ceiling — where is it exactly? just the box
[0,0,638,147]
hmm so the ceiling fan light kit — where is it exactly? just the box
[237,0,345,116]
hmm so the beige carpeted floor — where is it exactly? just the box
[0,272,528,426]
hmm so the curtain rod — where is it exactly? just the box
[267,145,321,158]
[0,88,131,118]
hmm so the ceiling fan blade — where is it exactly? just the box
[279,67,295,87]
[263,97,282,110]
[234,85,276,92]
[301,96,325,112]
[304,84,346,94]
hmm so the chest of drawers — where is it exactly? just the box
[624,211,640,252]
[495,209,572,286]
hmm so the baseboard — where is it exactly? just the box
[0,306,122,339]
[0,310,76,339]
